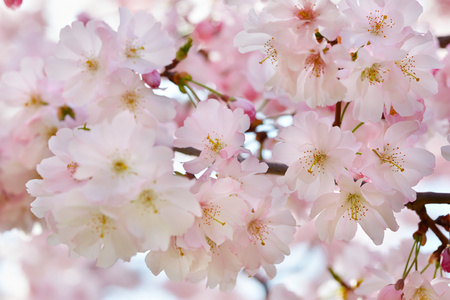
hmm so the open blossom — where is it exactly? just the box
[402,271,449,300]
[234,199,296,278]
[93,68,176,128]
[310,176,399,245]
[45,20,109,105]
[33,190,140,268]
[118,173,201,251]
[0,57,63,113]
[174,99,250,174]
[361,121,435,201]
[340,0,423,49]
[184,177,248,247]
[273,111,361,201]
[111,7,176,74]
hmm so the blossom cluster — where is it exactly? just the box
[0,0,449,298]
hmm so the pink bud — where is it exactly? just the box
[441,246,450,272]
[228,97,256,123]
[142,70,161,89]
[3,0,22,9]
[77,13,91,26]
[194,20,222,42]
[377,284,402,300]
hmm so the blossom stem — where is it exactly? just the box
[188,79,226,99]
[328,267,352,291]
[402,240,418,279]
[420,263,430,274]
[340,102,350,123]
[185,83,201,102]
[184,87,197,108]
[352,122,364,133]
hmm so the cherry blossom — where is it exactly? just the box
[310,176,399,245]
[111,7,176,74]
[174,99,250,174]
[273,111,361,201]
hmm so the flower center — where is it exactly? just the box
[202,204,226,227]
[361,63,389,85]
[395,55,420,82]
[344,193,368,221]
[121,90,142,114]
[203,132,227,156]
[133,189,160,214]
[85,58,99,73]
[125,42,145,59]
[25,94,47,107]
[248,220,268,246]
[372,144,405,172]
[299,148,327,176]
[366,10,395,38]
[305,50,325,77]
[259,37,278,65]
[88,212,116,238]
[294,3,316,22]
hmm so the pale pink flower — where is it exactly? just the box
[174,99,250,174]
[145,236,210,282]
[184,177,248,247]
[273,111,361,201]
[45,20,109,105]
[0,57,63,112]
[234,200,296,278]
[119,173,201,251]
[342,47,403,122]
[361,121,435,201]
[111,7,175,74]
[340,0,423,49]
[310,176,399,245]
[68,113,173,204]
[402,271,441,300]
[40,190,140,268]
[201,239,242,291]
[93,68,175,128]
[215,155,272,209]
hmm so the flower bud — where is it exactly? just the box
[377,284,402,300]
[228,97,256,122]
[3,0,22,9]
[194,20,222,42]
[441,246,450,272]
[142,70,161,89]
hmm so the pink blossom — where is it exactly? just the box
[340,0,423,49]
[112,7,176,74]
[45,20,109,105]
[361,121,435,201]
[93,68,175,128]
[403,271,441,300]
[234,200,296,278]
[174,99,250,174]
[273,111,361,201]
[119,173,201,251]
[310,176,399,245]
